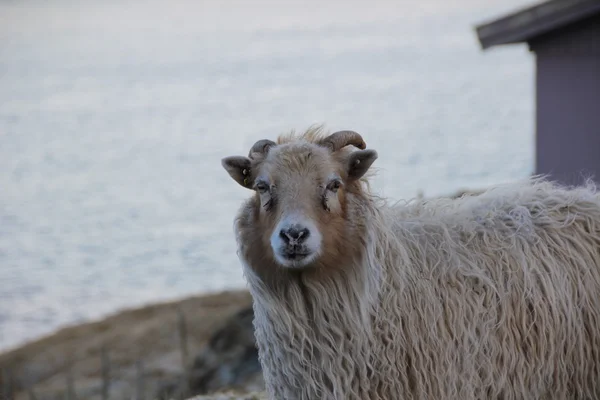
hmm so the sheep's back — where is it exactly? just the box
[373,179,600,399]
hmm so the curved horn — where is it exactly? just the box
[248,139,277,158]
[319,130,366,152]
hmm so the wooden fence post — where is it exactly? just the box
[135,358,145,400]
[101,346,110,400]
[65,366,76,400]
[177,307,190,398]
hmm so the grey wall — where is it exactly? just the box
[530,14,600,186]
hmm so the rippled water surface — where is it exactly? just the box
[0,0,535,351]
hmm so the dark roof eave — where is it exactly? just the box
[475,0,600,50]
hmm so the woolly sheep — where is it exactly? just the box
[221,127,600,400]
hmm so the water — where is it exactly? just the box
[0,0,535,352]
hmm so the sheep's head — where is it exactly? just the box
[222,129,378,270]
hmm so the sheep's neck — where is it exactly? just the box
[248,260,383,400]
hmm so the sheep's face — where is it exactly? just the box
[222,130,377,270]
[250,143,342,269]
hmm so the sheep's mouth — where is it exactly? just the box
[282,248,311,260]
[275,247,316,268]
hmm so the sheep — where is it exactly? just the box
[221,126,600,400]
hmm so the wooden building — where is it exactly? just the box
[475,0,600,186]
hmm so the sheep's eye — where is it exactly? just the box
[255,182,269,193]
[327,179,342,193]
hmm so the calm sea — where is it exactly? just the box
[0,0,534,351]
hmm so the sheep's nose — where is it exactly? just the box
[279,225,310,245]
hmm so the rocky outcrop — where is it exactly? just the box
[188,307,263,394]
[157,306,264,399]
[0,290,258,400]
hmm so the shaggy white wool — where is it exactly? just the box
[235,168,600,399]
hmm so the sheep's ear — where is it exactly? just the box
[347,149,378,180]
[221,156,253,188]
